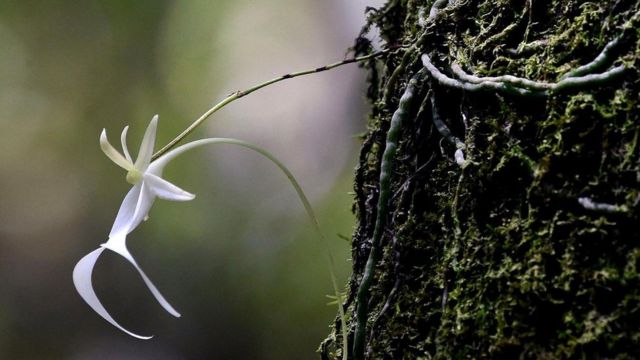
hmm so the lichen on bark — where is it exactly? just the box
[321,0,640,359]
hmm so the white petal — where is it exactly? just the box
[109,183,156,238]
[134,115,158,171]
[100,129,134,171]
[72,247,153,340]
[120,126,133,163]
[144,173,195,201]
[100,241,181,318]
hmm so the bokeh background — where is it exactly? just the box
[0,0,382,358]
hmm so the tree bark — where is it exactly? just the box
[321,0,640,358]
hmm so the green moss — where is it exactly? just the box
[322,0,640,358]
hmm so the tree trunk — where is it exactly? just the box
[321,0,640,358]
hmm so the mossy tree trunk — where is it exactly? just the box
[321,0,640,358]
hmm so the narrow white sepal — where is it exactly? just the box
[134,115,158,171]
[101,240,181,318]
[100,129,134,171]
[120,126,133,163]
[72,247,153,340]
[144,173,195,201]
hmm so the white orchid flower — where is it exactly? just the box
[74,114,322,339]
[73,115,200,339]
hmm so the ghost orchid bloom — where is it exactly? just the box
[74,114,315,339]
[73,115,194,339]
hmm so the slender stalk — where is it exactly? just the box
[227,140,350,360]
[158,137,349,359]
[152,50,391,161]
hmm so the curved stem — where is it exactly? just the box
[151,50,392,161]
[154,137,349,359]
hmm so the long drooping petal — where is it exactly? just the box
[120,126,133,163]
[134,115,158,171]
[72,247,153,340]
[101,238,181,318]
[144,173,195,201]
[100,130,134,171]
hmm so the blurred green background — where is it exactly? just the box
[0,0,380,358]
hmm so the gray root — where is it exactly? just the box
[578,197,628,214]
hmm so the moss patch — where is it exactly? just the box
[321,0,640,359]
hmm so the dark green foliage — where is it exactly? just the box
[322,0,640,358]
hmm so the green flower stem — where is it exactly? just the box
[353,70,425,360]
[237,141,349,360]
[151,50,392,161]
